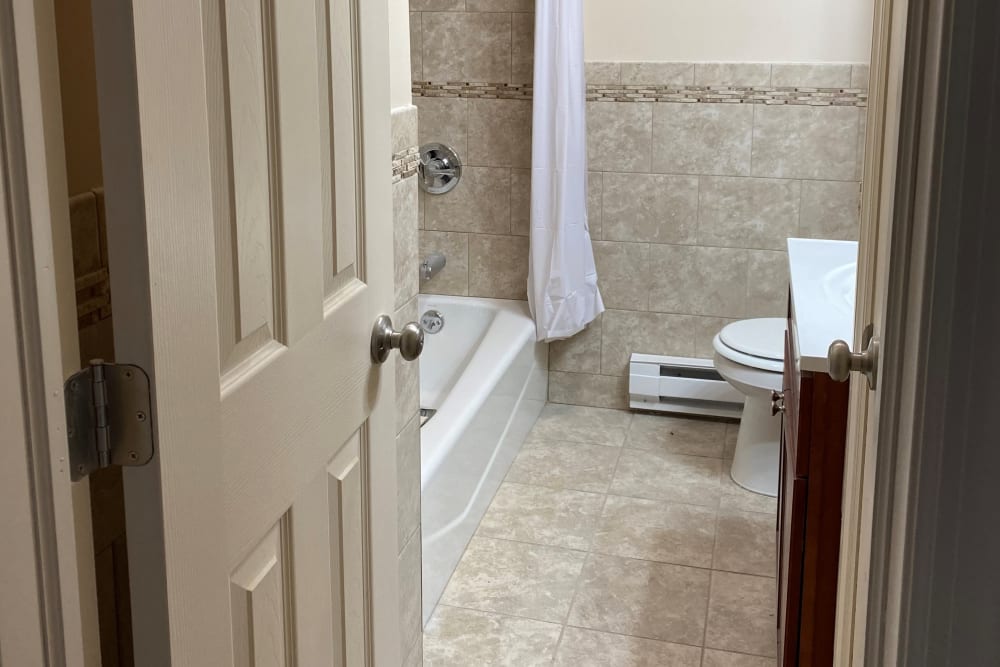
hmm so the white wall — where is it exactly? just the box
[583,0,874,63]
[388,0,412,108]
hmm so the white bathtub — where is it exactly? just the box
[418,295,547,623]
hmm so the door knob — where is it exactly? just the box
[771,390,786,416]
[371,315,424,364]
[827,324,879,389]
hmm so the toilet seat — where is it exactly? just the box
[713,318,786,373]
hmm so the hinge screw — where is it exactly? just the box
[124,370,133,380]
[77,464,85,474]
[136,411,146,422]
[128,451,138,462]
[67,427,74,438]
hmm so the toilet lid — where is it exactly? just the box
[719,318,786,362]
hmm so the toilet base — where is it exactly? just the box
[730,393,781,497]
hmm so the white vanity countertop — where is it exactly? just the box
[787,238,859,373]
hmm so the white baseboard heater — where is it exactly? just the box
[629,353,744,419]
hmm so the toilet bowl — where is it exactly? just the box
[712,318,786,497]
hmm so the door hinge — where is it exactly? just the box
[64,359,155,481]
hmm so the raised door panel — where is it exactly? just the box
[230,522,294,667]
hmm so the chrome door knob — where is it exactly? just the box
[371,315,424,364]
[771,390,786,416]
[827,327,879,389]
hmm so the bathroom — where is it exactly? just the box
[393,0,873,664]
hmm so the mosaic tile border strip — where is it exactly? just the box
[413,81,867,107]
[393,146,420,183]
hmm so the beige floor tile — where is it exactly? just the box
[477,482,605,550]
[554,627,702,667]
[568,554,711,645]
[592,495,717,568]
[440,536,586,623]
[611,448,723,507]
[713,509,777,577]
[702,648,777,667]
[627,414,728,458]
[528,403,632,446]
[719,470,778,515]
[705,571,778,658]
[423,605,562,667]
[506,439,620,494]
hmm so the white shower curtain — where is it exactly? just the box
[528,0,604,341]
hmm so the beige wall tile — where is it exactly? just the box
[851,63,871,89]
[398,531,423,660]
[567,554,711,644]
[648,244,748,317]
[555,628,702,667]
[410,0,463,10]
[394,297,420,433]
[511,11,535,84]
[415,96,468,160]
[601,309,697,375]
[510,167,531,236]
[770,63,852,88]
[585,61,622,84]
[424,166,510,234]
[467,0,534,10]
[468,233,529,299]
[69,192,102,275]
[799,179,861,241]
[694,63,771,87]
[705,571,778,657]
[652,103,753,176]
[424,606,561,666]
[602,173,698,244]
[420,230,469,295]
[549,313,602,374]
[587,101,653,173]
[746,250,789,318]
[621,62,694,86]
[698,176,800,250]
[751,104,859,181]
[391,105,419,155]
[693,316,736,358]
[409,12,422,81]
[588,171,603,238]
[548,371,628,410]
[393,177,420,309]
[396,414,421,548]
[855,108,868,180]
[467,98,532,168]
[421,12,512,82]
[593,241,650,311]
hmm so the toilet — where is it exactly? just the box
[712,318,787,497]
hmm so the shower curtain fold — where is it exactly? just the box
[528,0,604,341]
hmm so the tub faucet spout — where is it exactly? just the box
[421,252,447,284]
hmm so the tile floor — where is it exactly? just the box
[423,404,778,667]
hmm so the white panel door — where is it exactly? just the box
[90,0,403,665]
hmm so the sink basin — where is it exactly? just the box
[822,262,857,316]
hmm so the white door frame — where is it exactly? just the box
[839,0,1000,663]
[0,0,100,664]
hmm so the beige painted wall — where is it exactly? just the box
[389,0,413,109]
[583,0,874,63]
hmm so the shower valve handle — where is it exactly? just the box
[371,315,424,364]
